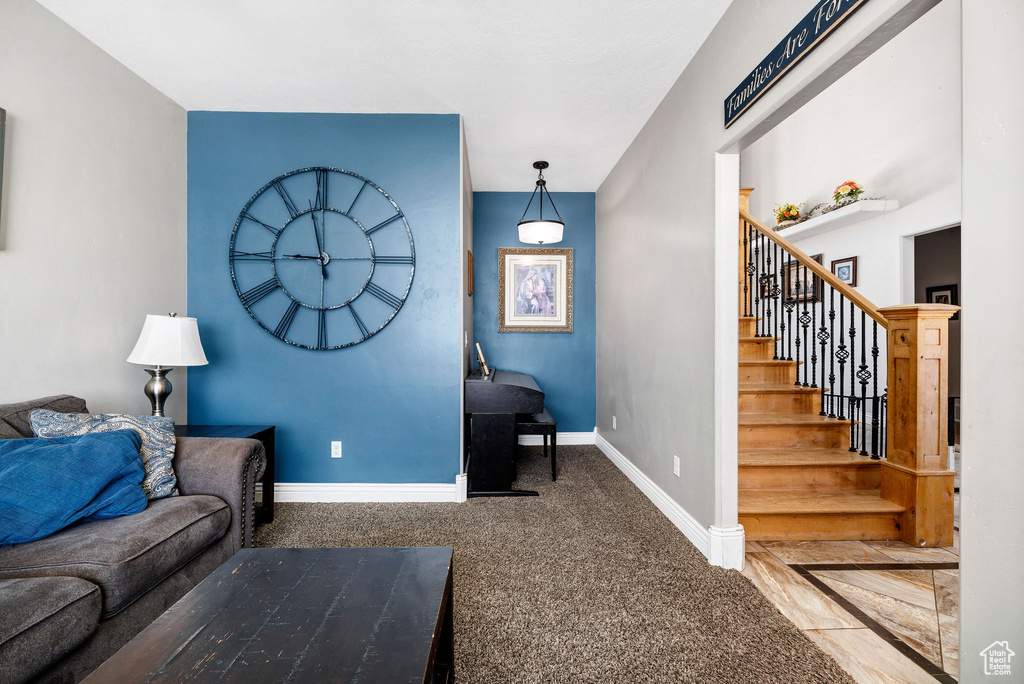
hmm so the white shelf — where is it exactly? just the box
[775,199,899,242]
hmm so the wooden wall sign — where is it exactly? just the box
[724,0,870,128]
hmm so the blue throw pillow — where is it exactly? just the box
[30,410,177,499]
[0,430,148,546]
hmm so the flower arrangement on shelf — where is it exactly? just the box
[832,180,864,205]
[773,202,804,227]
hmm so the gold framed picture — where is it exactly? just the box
[498,247,573,333]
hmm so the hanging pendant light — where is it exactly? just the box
[517,161,564,245]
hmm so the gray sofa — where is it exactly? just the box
[0,395,266,684]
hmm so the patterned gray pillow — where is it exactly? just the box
[30,410,177,499]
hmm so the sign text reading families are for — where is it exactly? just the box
[724,0,869,128]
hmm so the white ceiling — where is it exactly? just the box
[36,0,730,191]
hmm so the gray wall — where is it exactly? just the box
[960,0,1024,679]
[596,0,941,530]
[914,226,961,397]
[0,0,187,419]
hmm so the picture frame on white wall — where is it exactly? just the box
[831,256,858,287]
[783,253,823,303]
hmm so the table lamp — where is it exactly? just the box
[127,313,208,416]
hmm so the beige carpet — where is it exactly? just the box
[255,445,854,683]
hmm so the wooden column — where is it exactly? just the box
[738,188,754,315]
[878,304,959,547]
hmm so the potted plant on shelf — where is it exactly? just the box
[773,202,804,230]
[831,180,864,208]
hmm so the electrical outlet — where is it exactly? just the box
[673,455,680,477]
[331,441,342,459]
[612,415,617,430]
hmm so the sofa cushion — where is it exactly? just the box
[0,495,229,617]
[31,410,178,499]
[0,576,101,684]
[0,395,89,440]
[0,430,149,546]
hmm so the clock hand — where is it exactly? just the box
[283,254,321,260]
[308,201,324,256]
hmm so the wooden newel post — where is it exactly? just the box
[878,304,959,547]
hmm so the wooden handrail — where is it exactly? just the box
[740,209,888,329]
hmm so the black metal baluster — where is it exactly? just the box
[849,397,858,452]
[753,240,761,336]
[761,237,769,338]
[848,301,858,452]
[764,241,773,341]
[772,241,780,359]
[871,321,881,459]
[742,224,750,317]
[882,391,888,459]
[810,279,818,388]
[818,285,830,415]
[800,264,811,386]
[836,297,847,420]
[782,272,793,361]
[793,266,802,386]
[828,288,836,417]
[858,310,870,455]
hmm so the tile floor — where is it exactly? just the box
[742,534,960,684]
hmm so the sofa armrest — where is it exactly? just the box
[172,437,266,551]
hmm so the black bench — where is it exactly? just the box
[516,409,558,481]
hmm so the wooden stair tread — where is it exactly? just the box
[739,414,850,427]
[739,336,777,342]
[739,448,880,466]
[738,384,819,394]
[739,490,904,515]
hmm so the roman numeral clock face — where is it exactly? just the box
[229,167,415,350]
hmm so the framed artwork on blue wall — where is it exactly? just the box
[498,247,572,333]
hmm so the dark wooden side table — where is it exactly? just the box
[82,547,455,684]
[174,424,275,523]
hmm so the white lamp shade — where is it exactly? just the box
[517,219,564,245]
[127,314,209,367]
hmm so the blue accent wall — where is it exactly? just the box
[187,112,462,483]
[472,192,596,432]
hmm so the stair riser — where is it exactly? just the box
[739,364,797,385]
[739,464,881,491]
[739,318,757,336]
[738,391,821,414]
[739,424,850,449]
[739,512,901,541]
[739,340,776,359]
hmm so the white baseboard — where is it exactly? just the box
[518,429,596,446]
[255,478,461,503]
[595,432,745,569]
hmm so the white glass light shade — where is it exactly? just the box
[517,219,564,245]
[127,314,209,367]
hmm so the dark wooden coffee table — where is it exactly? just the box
[82,547,454,684]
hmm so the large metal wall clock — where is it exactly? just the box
[229,167,415,350]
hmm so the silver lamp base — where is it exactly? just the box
[142,366,173,417]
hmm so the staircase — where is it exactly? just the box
[737,314,903,540]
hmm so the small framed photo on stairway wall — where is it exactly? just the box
[783,254,823,303]
[831,256,857,287]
